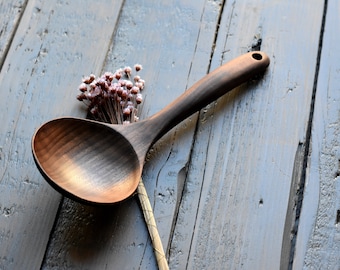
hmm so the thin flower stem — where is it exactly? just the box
[137,179,169,270]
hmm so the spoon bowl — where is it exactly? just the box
[33,118,142,203]
[32,51,270,204]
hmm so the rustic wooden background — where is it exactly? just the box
[0,0,339,269]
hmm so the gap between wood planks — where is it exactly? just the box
[168,0,268,266]
[166,0,228,262]
[206,0,227,73]
[284,0,329,269]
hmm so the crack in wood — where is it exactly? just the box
[0,1,29,73]
[280,142,304,270]
[336,209,340,225]
[287,1,329,269]
[207,0,226,71]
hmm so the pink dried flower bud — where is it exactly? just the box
[91,86,102,97]
[125,80,133,89]
[98,78,106,88]
[116,87,123,96]
[79,83,88,92]
[77,93,86,101]
[83,76,91,84]
[130,86,139,94]
[121,89,129,99]
[123,107,131,115]
[114,71,122,80]
[135,82,144,90]
[83,74,96,84]
[136,93,143,104]
[89,81,97,89]
[134,75,141,82]
[86,92,94,100]
[134,64,142,71]
[104,81,110,90]
[104,72,114,81]
[89,74,96,81]
[108,86,116,94]
[119,79,126,86]
[124,66,132,76]
[126,101,134,108]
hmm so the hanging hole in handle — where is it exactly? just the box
[252,53,263,60]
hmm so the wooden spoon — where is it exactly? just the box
[32,51,269,204]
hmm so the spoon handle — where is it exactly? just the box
[146,51,270,144]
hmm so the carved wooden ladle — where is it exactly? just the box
[32,51,269,204]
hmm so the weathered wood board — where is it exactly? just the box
[0,0,339,269]
[294,1,340,269]
[0,1,28,69]
[169,1,326,269]
[0,0,123,269]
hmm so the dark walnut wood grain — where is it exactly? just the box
[32,52,270,204]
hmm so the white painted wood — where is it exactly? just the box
[294,1,340,269]
[1,0,338,269]
[169,1,325,269]
[0,0,28,68]
[0,0,123,268]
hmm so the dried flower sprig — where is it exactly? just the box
[76,65,169,270]
[77,64,144,124]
